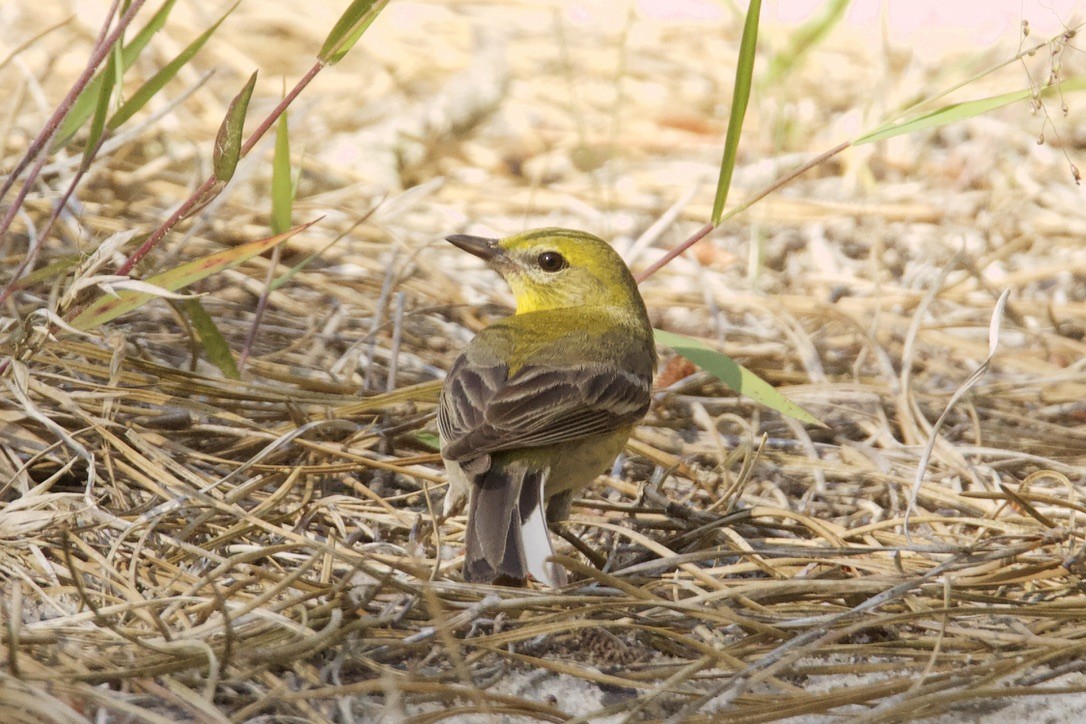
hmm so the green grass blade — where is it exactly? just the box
[766,0,849,82]
[654,329,823,427]
[856,76,1086,145]
[175,298,240,379]
[82,47,119,170]
[711,0,761,225]
[412,431,441,452]
[70,221,314,330]
[213,70,258,182]
[268,237,340,293]
[270,113,293,235]
[108,1,237,131]
[269,209,372,293]
[54,0,177,147]
[7,256,80,291]
[318,0,390,65]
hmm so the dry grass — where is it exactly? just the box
[2,1,1086,721]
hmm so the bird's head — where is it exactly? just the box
[446,228,645,315]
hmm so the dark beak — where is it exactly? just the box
[445,234,502,263]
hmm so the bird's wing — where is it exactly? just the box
[438,354,651,463]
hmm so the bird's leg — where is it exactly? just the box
[545,489,575,523]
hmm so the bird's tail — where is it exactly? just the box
[463,460,563,586]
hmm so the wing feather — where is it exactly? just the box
[439,355,651,463]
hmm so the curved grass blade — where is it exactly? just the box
[412,431,441,452]
[711,0,760,224]
[319,0,390,65]
[54,0,177,148]
[213,70,258,182]
[82,46,119,171]
[5,256,80,292]
[654,329,823,427]
[271,113,294,234]
[766,0,849,82]
[268,238,335,293]
[856,76,1086,145]
[107,1,238,131]
[70,221,315,330]
[175,298,240,379]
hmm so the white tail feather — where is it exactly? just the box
[521,475,559,586]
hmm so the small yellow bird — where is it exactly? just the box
[439,228,656,586]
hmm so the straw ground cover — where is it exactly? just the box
[2,0,1086,720]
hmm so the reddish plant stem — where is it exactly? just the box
[240,62,322,157]
[737,141,851,214]
[0,0,141,219]
[0,151,51,305]
[237,245,281,372]
[0,136,109,306]
[635,141,852,284]
[3,30,329,379]
[0,0,130,321]
[114,60,324,277]
[635,222,714,284]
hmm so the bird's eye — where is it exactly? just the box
[536,251,568,273]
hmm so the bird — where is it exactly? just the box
[438,228,656,586]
